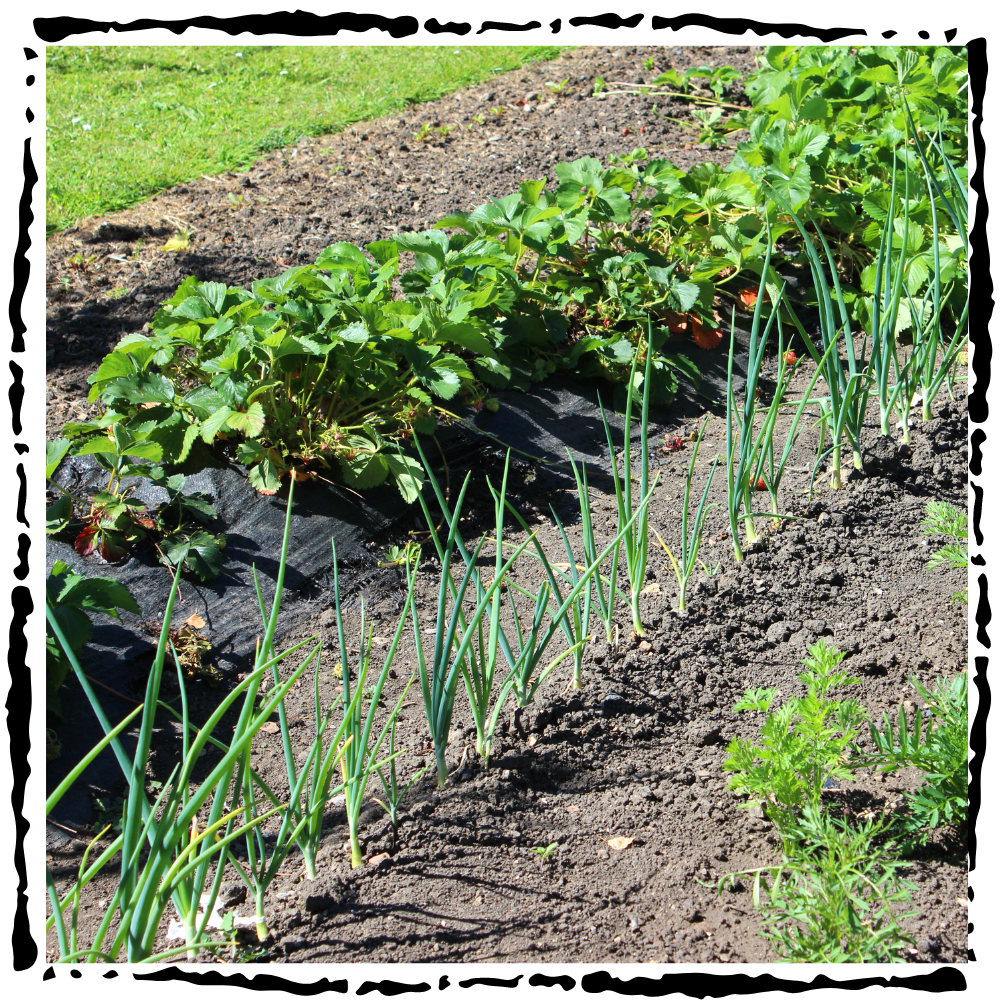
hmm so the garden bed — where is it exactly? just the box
[44,44,969,965]
[46,374,969,964]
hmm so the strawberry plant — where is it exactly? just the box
[46,562,140,716]
[47,434,225,579]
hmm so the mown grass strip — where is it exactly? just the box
[45,44,565,234]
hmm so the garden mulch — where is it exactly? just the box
[44,45,968,966]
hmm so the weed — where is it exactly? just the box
[530,842,558,859]
[545,78,570,95]
[68,253,97,272]
[378,542,420,569]
[227,191,245,210]
[373,715,431,830]
[106,286,127,300]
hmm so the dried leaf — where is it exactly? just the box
[161,230,192,252]
[260,721,280,735]
[184,614,206,629]
[690,317,724,350]
[640,581,660,595]
[367,852,391,867]
[73,526,97,557]
[607,836,634,851]
[566,804,580,813]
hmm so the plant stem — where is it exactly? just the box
[301,845,317,881]
[254,892,267,942]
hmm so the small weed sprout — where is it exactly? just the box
[530,842,558,859]
[373,713,431,830]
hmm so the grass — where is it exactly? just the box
[45,44,565,234]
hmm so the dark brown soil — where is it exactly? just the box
[45,45,969,966]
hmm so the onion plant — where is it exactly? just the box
[407,470,536,785]
[496,580,587,709]
[46,524,315,961]
[868,161,921,439]
[548,504,595,689]
[653,419,719,612]
[225,479,353,929]
[412,440,520,763]
[494,473,658,700]
[567,451,619,644]
[725,260,833,559]
[329,536,415,868]
[768,202,874,490]
[903,104,970,425]
[373,706,429,830]
[599,323,658,635]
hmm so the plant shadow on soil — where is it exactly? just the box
[45,45,968,966]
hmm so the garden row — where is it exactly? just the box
[46,45,967,513]
[47,351,969,961]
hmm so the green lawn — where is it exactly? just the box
[45,45,565,234]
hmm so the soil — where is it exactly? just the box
[44,45,969,966]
